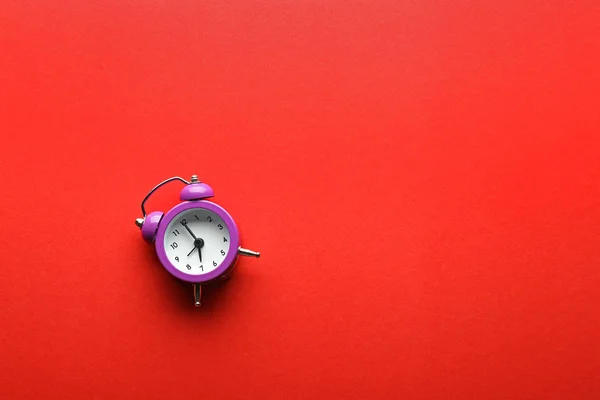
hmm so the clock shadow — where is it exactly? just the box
[161,271,237,313]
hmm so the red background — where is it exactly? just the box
[1,1,600,399]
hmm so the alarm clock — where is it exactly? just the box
[134,175,260,306]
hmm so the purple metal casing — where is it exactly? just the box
[180,183,215,201]
[141,211,164,243]
[154,200,240,283]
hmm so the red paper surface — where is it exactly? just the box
[1,1,599,399]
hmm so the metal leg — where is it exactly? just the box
[238,247,260,258]
[193,284,202,307]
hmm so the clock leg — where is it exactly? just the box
[193,284,202,307]
[238,247,260,258]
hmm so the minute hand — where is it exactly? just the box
[181,222,197,240]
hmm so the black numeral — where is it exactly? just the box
[220,250,226,256]
[213,261,217,267]
[173,229,180,236]
[186,264,191,270]
[170,242,178,249]
[180,218,187,225]
[194,214,199,220]
[223,237,228,242]
[199,265,203,271]
[218,224,223,230]
[175,256,179,262]
[207,216,212,222]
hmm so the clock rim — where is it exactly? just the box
[155,200,240,283]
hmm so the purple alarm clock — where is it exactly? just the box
[135,175,260,306]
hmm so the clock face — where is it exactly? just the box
[162,207,232,275]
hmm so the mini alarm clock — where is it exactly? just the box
[134,175,260,306]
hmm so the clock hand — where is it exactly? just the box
[195,238,204,263]
[182,222,199,258]
[181,222,197,240]
[187,238,204,259]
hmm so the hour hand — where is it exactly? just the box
[187,246,197,257]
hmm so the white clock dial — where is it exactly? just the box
[163,208,231,275]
